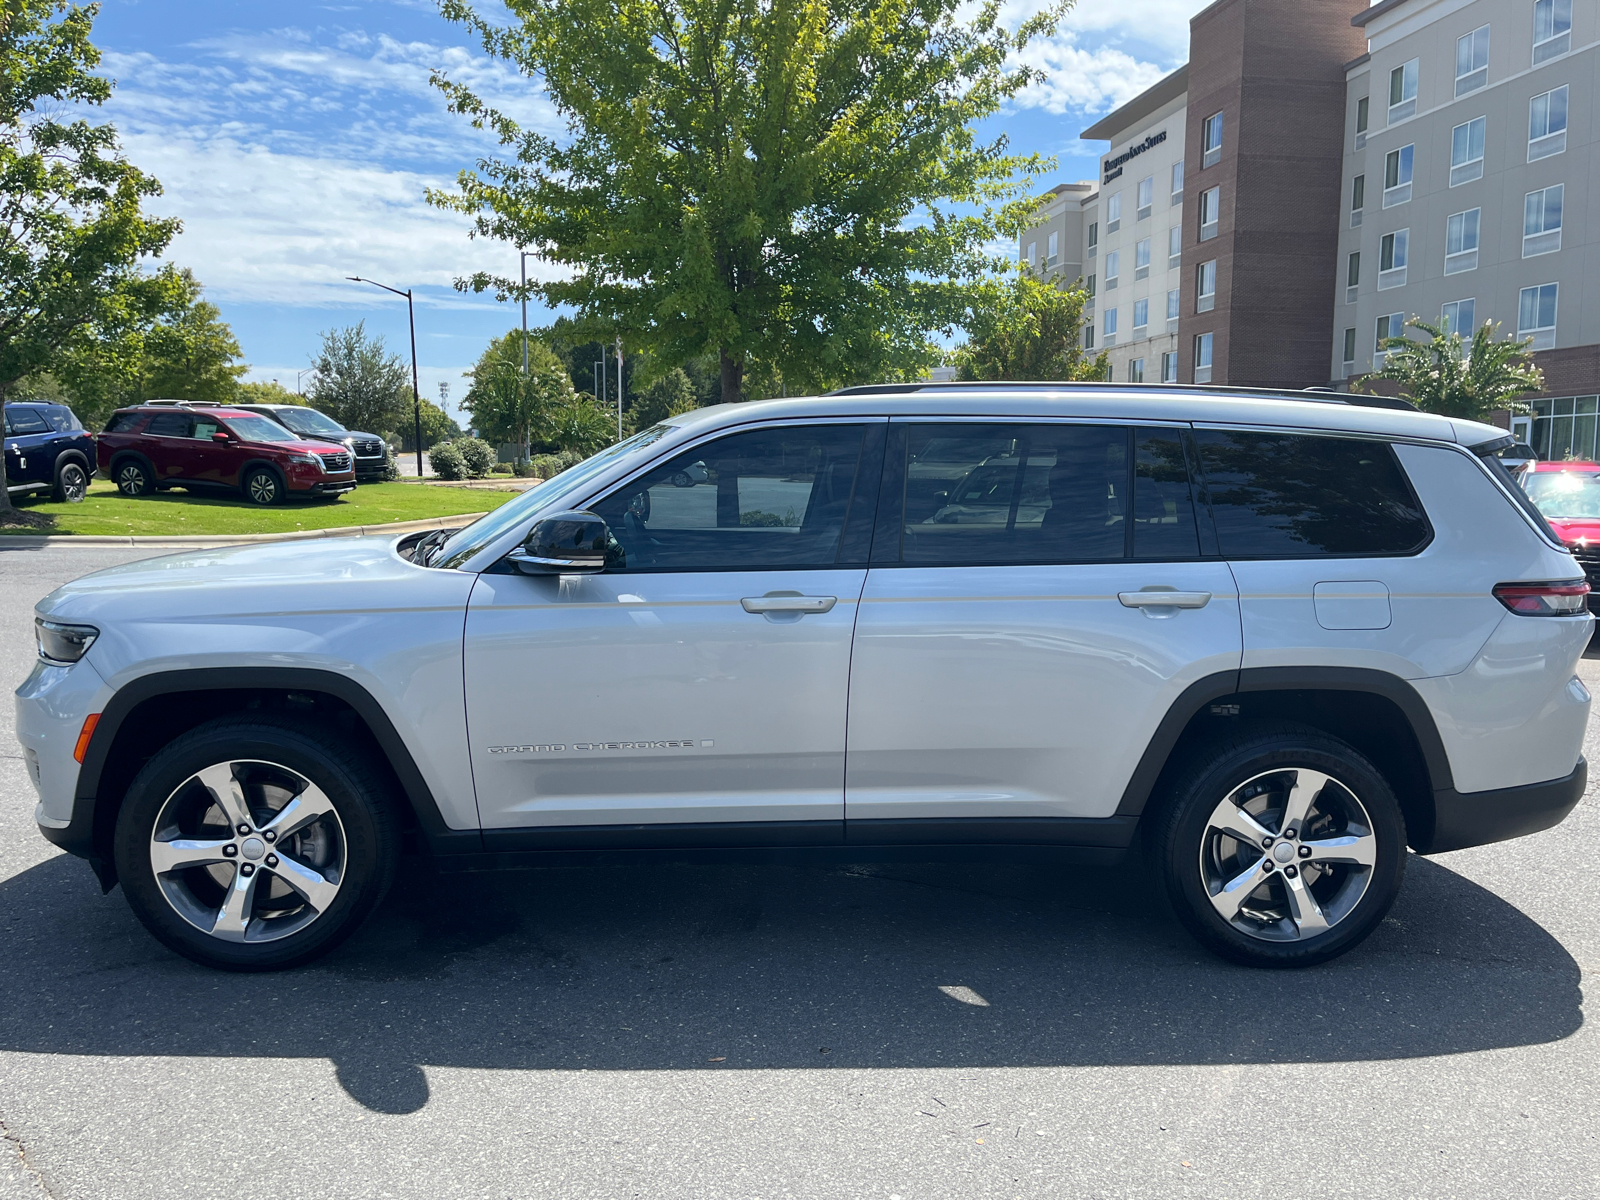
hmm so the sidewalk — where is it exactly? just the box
[0,512,484,550]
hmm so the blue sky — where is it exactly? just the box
[93,0,1212,417]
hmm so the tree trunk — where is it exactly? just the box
[719,349,744,405]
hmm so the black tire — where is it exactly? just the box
[51,458,90,502]
[113,714,401,971]
[1147,723,1406,968]
[114,457,154,497]
[243,466,283,506]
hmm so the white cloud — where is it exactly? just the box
[1012,36,1171,115]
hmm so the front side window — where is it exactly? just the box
[220,415,300,444]
[1107,191,1122,231]
[1199,186,1220,240]
[1441,298,1476,338]
[1450,117,1486,184]
[1197,260,1217,313]
[1171,160,1185,196]
[1455,25,1490,96]
[1193,430,1430,557]
[892,424,1197,565]
[1524,184,1563,256]
[1383,144,1414,206]
[1133,298,1149,330]
[1533,0,1572,63]
[1194,332,1214,383]
[277,408,346,436]
[1529,85,1568,160]
[591,423,870,572]
[1388,58,1419,123]
[1202,111,1223,166]
[1137,176,1153,219]
[1518,282,1558,349]
[1445,207,1481,274]
[1167,288,1181,321]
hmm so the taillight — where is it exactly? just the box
[1493,580,1591,616]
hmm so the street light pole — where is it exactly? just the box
[615,335,623,441]
[347,276,423,479]
[519,251,535,377]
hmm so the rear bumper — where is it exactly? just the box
[1420,757,1586,854]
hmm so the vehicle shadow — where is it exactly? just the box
[0,850,1580,1114]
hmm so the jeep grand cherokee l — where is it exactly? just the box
[19,384,1590,971]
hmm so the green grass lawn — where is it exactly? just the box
[3,479,516,537]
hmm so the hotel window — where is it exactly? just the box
[1524,184,1563,257]
[1086,274,1096,297]
[1170,160,1184,199]
[1346,251,1360,304]
[1202,111,1223,167]
[1342,327,1357,371]
[1388,58,1418,124]
[1533,0,1571,64]
[1374,312,1405,367]
[1105,250,1120,288]
[1167,288,1181,322]
[1084,324,1094,350]
[1199,186,1220,241]
[1196,260,1216,313]
[1193,332,1213,384]
[1088,221,1098,252]
[1128,358,1145,384]
[1455,26,1489,97]
[1047,231,1059,268]
[1355,96,1369,150]
[1025,241,1036,266]
[1104,306,1118,345]
[1351,174,1365,227]
[1445,208,1480,274]
[1137,176,1153,221]
[1107,191,1122,233]
[1518,283,1558,349]
[1383,145,1413,207]
[1528,85,1568,161]
[1378,229,1408,290]
[1133,298,1149,331]
[1441,298,1476,338]
[1161,351,1178,383]
[1168,225,1182,268]
[1449,117,1485,185]
[1134,237,1151,280]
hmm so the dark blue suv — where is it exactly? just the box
[4,402,95,503]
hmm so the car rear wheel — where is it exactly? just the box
[113,715,401,971]
[115,459,153,497]
[52,460,89,502]
[243,467,283,506]
[1147,724,1406,968]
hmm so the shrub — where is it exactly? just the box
[429,441,467,480]
[492,463,514,475]
[380,443,401,481]
[530,449,584,480]
[456,437,497,478]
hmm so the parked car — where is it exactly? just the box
[1519,460,1600,609]
[231,403,389,482]
[21,384,1590,972]
[3,401,95,503]
[96,404,356,505]
[1498,442,1538,478]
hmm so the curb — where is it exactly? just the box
[0,513,486,550]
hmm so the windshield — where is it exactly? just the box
[276,407,346,436]
[221,414,302,444]
[1524,470,1600,521]
[434,425,676,569]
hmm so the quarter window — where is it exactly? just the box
[1445,208,1480,274]
[1533,0,1571,63]
[591,424,871,571]
[1528,85,1568,160]
[1388,58,1419,124]
[1455,25,1489,96]
[1193,430,1430,557]
[1450,117,1485,185]
[1523,184,1563,257]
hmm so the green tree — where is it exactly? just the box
[1368,317,1543,421]
[632,367,700,428]
[307,322,409,435]
[430,0,1066,403]
[0,0,178,515]
[395,392,461,451]
[235,380,305,406]
[464,328,616,456]
[953,272,1109,382]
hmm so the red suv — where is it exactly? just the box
[97,405,356,505]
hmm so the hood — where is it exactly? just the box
[1545,518,1600,548]
[263,436,351,456]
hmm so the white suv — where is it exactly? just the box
[17,385,1591,971]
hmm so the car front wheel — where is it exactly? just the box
[113,715,401,971]
[243,467,283,505]
[1148,724,1406,968]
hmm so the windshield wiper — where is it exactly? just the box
[412,528,451,567]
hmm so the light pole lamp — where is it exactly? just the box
[347,276,424,478]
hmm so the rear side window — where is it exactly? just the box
[1193,429,1431,557]
[146,413,192,438]
[43,406,81,432]
[104,412,145,433]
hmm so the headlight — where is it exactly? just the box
[35,618,99,665]
[288,453,321,468]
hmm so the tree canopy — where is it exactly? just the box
[431,0,1068,402]
[952,272,1108,382]
[631,367,700,429]
[1367,317,1543,421]
[463,328,615,457]
[307,322,410,435]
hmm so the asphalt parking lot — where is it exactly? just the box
[1,545,1597,1200]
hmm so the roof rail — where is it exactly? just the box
[825,380,1417,413]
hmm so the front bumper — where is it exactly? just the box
[1420,757,1587,854]
[294,478,357,497]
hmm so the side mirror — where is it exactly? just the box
[507,511,609,575]
[211,431,231,443]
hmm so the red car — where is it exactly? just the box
[97,404,356,505]
[1521,460,1600,609]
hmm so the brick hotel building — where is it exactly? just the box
[1023,0,1597,453]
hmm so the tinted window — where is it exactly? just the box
[42,406,81,432]
[220,415,299,443]
[4,407,50,435]
[1193,429,1430,556]
[276,407,346,436]
[104,412,146,434]
[592,424,869,571]
[1134,431,1200,559]
[145,413,192,438]
[896,424,1129,565]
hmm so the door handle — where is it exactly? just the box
[1118,589,1212,609]
[741,593,837,614]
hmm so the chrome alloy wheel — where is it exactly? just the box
[148,760,346,943]
[1199,768,1378,942]
[116,463,147,495]
[247,471,279,504]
